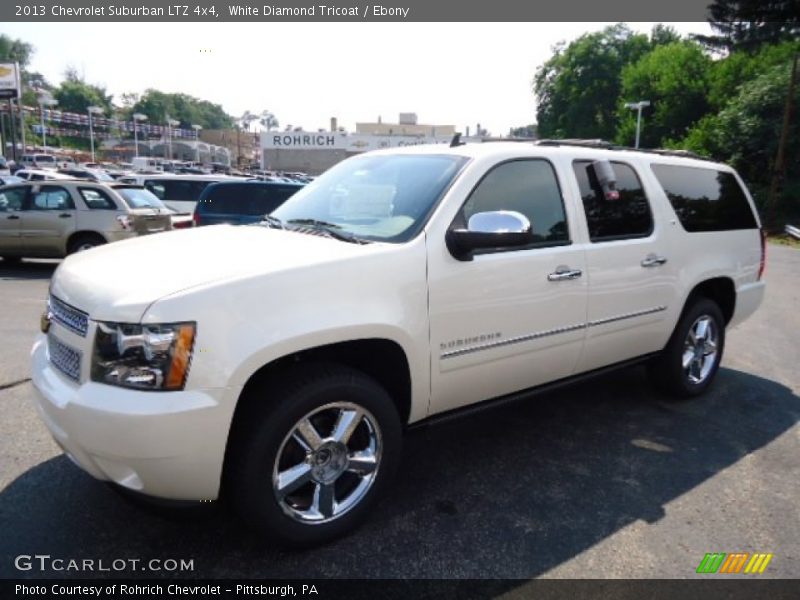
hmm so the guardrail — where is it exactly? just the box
[786,224,800,240]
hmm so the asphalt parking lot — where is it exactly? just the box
[0,246,798,581]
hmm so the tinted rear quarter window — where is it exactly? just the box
[650,164,758,232]
[573,161,653,242]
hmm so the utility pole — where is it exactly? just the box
[766,53,798,231]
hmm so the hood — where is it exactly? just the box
[51,225,377,322]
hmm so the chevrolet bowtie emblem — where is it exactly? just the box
[40,311,52,333]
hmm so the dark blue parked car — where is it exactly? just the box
[193,180,304,226]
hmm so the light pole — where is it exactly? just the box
[624,100,650,149]
[167,118,179,161]
[87,105,103,162]
[133,113,147,157]
[191,124,202,163]
[38,93,57,150]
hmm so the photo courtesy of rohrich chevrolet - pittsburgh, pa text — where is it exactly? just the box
[0,0,798,598]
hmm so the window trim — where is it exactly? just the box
[449,157,572,257]
[572,159,655,244]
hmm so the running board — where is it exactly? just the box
[410,352,659,430]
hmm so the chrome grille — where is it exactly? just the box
[49,294,89,337]
[48,333,82,382]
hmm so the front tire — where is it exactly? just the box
[648,297,726,398]
[228,364,402,547]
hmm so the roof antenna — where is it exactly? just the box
[450,133,464,147]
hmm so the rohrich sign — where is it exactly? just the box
[0,63,21,99]
[263,131,452,152]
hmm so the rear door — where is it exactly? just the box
[19,185,77,256]
[570,159,679,373]
[0,186,27,255]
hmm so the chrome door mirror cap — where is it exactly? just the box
[467,210,531,234]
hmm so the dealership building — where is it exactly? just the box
[262,114,474,174]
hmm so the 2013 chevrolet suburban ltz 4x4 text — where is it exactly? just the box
[31,140,766,546]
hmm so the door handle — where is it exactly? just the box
[548,267,583,281]
[6,215,20,220]
[641,254,668,267]
[58,213,72,218]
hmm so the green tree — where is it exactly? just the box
[53,68,114,115]
[696,0,800,53]
[129,89,234,129]
[616,41,712,148]
[534,24,657,140]
[0,34,33,68]
[682,59,800,219]
[706,40,800,110]
[509,124,537,138]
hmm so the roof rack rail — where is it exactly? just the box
[535,139,614,149]
[643,148,705,160]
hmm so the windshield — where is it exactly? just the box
[117,187,168,210]
[271,153,468,243]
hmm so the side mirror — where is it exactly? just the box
[446,210,533,261]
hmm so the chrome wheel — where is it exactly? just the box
[682,315,718,385]
[272,402,382,524]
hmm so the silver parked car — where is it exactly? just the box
[0,181,173,262]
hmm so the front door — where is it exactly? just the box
[427,158,588,415]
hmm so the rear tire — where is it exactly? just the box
[648,297,726,398]
[227,363,402,547]
[67,233,106,255]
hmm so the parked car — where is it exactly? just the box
[19,153,59,170]
[0,156,10,176]
[57,167,116,182]
[117,173,242,217]
[0,175,24,186]
[14,169,75,181]
[193,180,304,226]
[0,181,172,261]
[30,140,765,546]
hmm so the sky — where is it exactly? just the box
[3,22,712,135]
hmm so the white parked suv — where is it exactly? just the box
[30,140,765,546]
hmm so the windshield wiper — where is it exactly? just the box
[261,215,284,229]
[286,219,370,244]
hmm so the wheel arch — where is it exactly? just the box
[682,277,736,326]
[66,230,108,253]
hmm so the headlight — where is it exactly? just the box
[91,321,196,391]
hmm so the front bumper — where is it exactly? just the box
[30,333,240,500]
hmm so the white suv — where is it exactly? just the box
[30,140,765,546]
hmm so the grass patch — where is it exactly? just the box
[768,233,800,249]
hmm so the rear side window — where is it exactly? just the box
[650,164,758,232]
[79,188,117,209]
[573,161,653,242]
[461,159,569,246]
